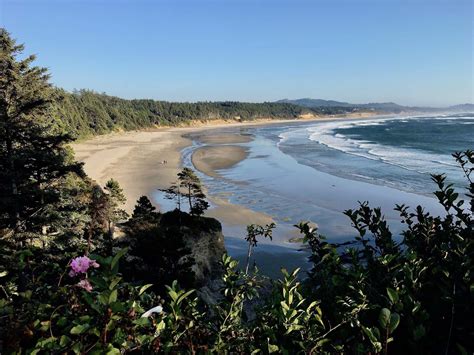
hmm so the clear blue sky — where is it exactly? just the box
[1,0,473,106]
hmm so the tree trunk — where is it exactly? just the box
[108,219,114,240]
[245,243,253,275]
[5,129,21,231]
[86,224,93,255]
[188,185,192,213]
[108,219,114,253]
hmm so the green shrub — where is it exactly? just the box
[1,151,472,354]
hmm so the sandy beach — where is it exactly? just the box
[73,128,189,212]
[72,119,289,226]
[191,145,249,178]
[71,112,451,276]
[73,111,390,233]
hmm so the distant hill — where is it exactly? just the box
[277,98,409,113]
[277,98,473,114]
[447,103,474,112]
[277,98,354,108]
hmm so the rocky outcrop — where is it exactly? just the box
[159,210,226,286]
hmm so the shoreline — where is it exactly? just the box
[71,112,387,228]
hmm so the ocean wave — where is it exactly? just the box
[299,117,463,175]
[274,115,472,184]
[277,132,289,145]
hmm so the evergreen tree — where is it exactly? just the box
[0,29,81,240]
[159,182,182,212]
[131,195,159,221]
[85,185,108,253]
[104,178,128,240]
[177,167,209,216]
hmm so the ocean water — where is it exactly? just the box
[185,113,472,239]
[278,113,473,194]
[157,113,473,276]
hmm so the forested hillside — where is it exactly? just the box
[53,90,318,138]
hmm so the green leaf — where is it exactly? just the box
[388,313,400,334]
[57,317,68,327]
[133,317,150,326]
[379,308,391,328]
[372,327,381,340]
[362,326,379,343]
[78,315,91,323]
[111,248,128,271]
[98,292,109,306]
[139,284,153,295]
[110,302,125,313]
[70,324,88,335]
[106,319,115,332]
[267,342,279,353]
[109,277,121,290]
[413,325,426,340]
[455,343,469,355]
[40,320,50,331]
[177,289,195,304]
[169,289,179,301]
[71,342,82,354]
[109,289,117,304]
[59,335,70,347]
[386,288,399,304]
[0,270,8,277]
[105,345,121,355]
[156,319,166,332]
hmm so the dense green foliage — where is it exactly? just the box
[54,89,320,138]
[2,160,473,353]
[0,29,82,237]
[123,208,196,291]
[1,29,473,354]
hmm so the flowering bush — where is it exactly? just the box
[17,249,157,353]
[68,255,100,292]
[69,256,100,276]
[1,151,473,354]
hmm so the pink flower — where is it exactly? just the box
[77,279,93,292]
[70,256,100,276]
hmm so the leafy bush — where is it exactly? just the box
[296,150,473,353]
[2,148,473,353]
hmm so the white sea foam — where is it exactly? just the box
[299,116,462,175]
[277,132,289,145]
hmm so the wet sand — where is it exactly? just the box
[191,145,249,178]
[72,127,274,226]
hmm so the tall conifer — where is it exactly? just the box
[0,29,81,239]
